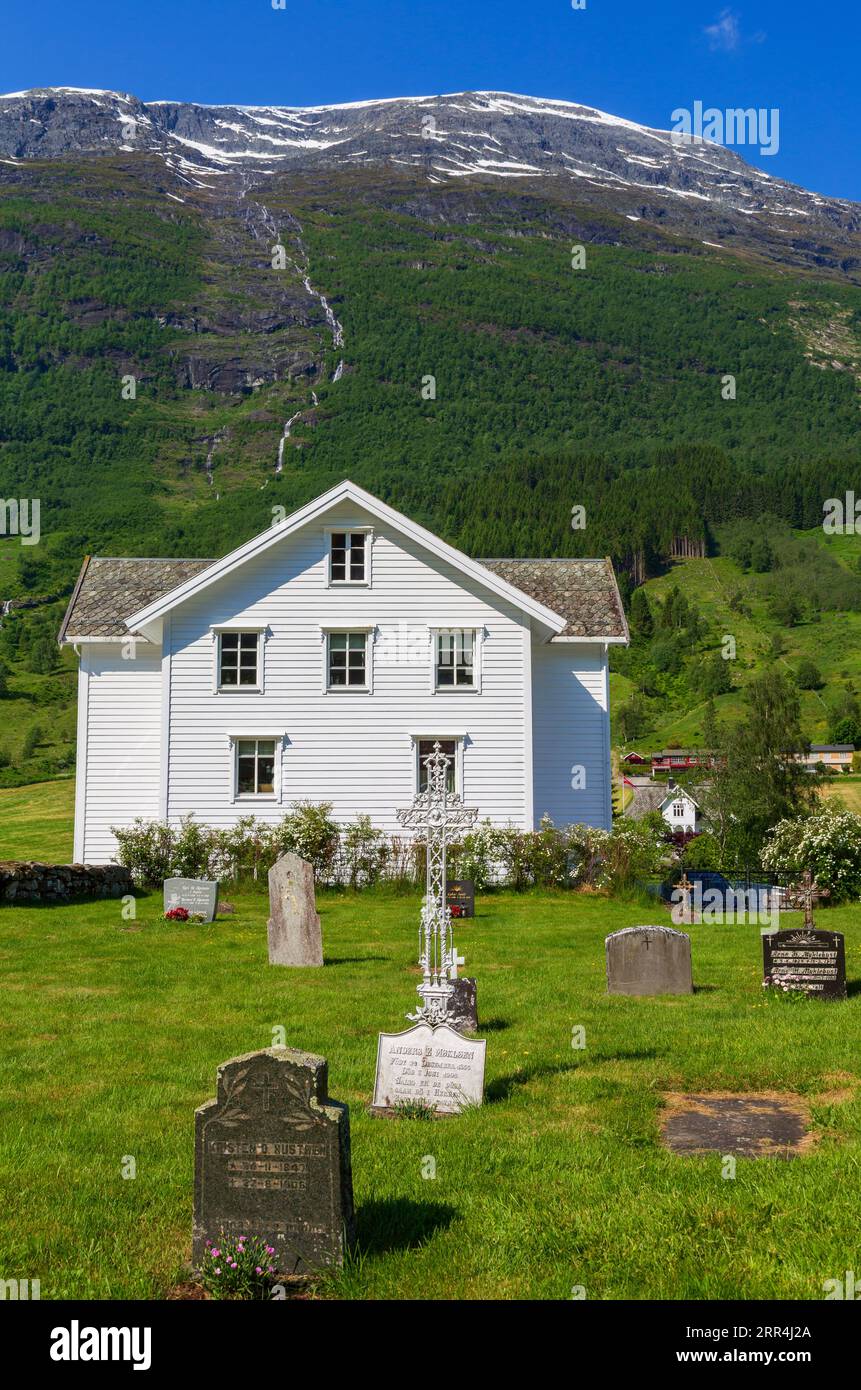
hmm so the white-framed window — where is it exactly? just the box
[234,738,277,798]
[212,626,266,693]
[672,801,685,819]
[412,736,464,795]
[435,629,476,689]
[327,630,370,690]
[327,528,372,586]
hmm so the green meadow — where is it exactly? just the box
[1,785,860,1300]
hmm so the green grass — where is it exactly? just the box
[0,778,75,861]
[1,881,860,1301]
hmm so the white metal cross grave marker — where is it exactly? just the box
[396,742,479,1025]
[373,743,486,1114]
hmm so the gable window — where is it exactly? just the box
[672,801,686,819]
[236,738,276,797]
[435,629,476,689]
[416,738,460,795]
[218,631,260,689]
[329,531,369,584]
[328,631,368,689]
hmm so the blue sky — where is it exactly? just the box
[2,0,858,199]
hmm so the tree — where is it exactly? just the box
[699,670,820,866]
[697,652,733,698]
[629,586,653,638]
[770,594,802,627]
[749,536,774,572]
[21,724,42,761]
[795,659,823,691]
[28,639,56,676]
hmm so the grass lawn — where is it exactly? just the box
[0,778,75,861]
[2,881,861,1300]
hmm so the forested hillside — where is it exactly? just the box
[1,147,861,782]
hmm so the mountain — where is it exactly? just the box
[2,85,861,783]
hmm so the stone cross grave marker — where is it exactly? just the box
[193,1047,355,1273]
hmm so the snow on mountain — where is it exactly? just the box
[0,87,857,236]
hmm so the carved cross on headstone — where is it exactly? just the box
[252,1072,278,1112]
[786,869,829,932]
[396,742,478,1025]
[449,949,466,981]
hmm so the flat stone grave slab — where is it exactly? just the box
[661,1093,810,1158]
[373,1022,486,1114]
[164,877,219,922]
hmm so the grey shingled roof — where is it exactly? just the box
[625,783,708,819]
[59,551,629,642]
[479,558,628,639]
[58,556,215,641]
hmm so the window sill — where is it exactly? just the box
[326,687,371,694]
[217,687,263,695]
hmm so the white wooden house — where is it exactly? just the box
[59,481,628,862]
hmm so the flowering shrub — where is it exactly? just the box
[113,807,666,894]
[762,803,861,901]
[164,906,190,922]
[342,814,389,887]
[198,1234,276,1300]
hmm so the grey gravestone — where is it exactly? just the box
[193,1047,355,1273]
[448,978,478,1034]
[763,928,846,1000]
[373,1022,486,1114]
[164,877,219,922]
[606,925,693,996]
[267,853,323,966]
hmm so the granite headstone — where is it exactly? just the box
[606,925,694,996]
[446,879,475,918]
[193,1047,355,1273]
[164,877,219,922]
[267,853,323,966]
[763,928,846,1000]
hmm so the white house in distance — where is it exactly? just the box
[624,779,702,835]
[58,481,628,862]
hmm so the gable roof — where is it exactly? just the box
[58,482,629,643]
[123,481,567,639]
[479,558,627,640]
[58,556,215,642]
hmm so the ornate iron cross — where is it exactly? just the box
[396,742,479,1025]
[786,868,829,932]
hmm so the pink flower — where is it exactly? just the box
[255,1266,263,1275]
[214,1267,221,1275]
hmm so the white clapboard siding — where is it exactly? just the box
[531,641,611,829]
[77,642,162,861]
[164,504,532,834]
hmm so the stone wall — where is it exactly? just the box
[0,861,133,904]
